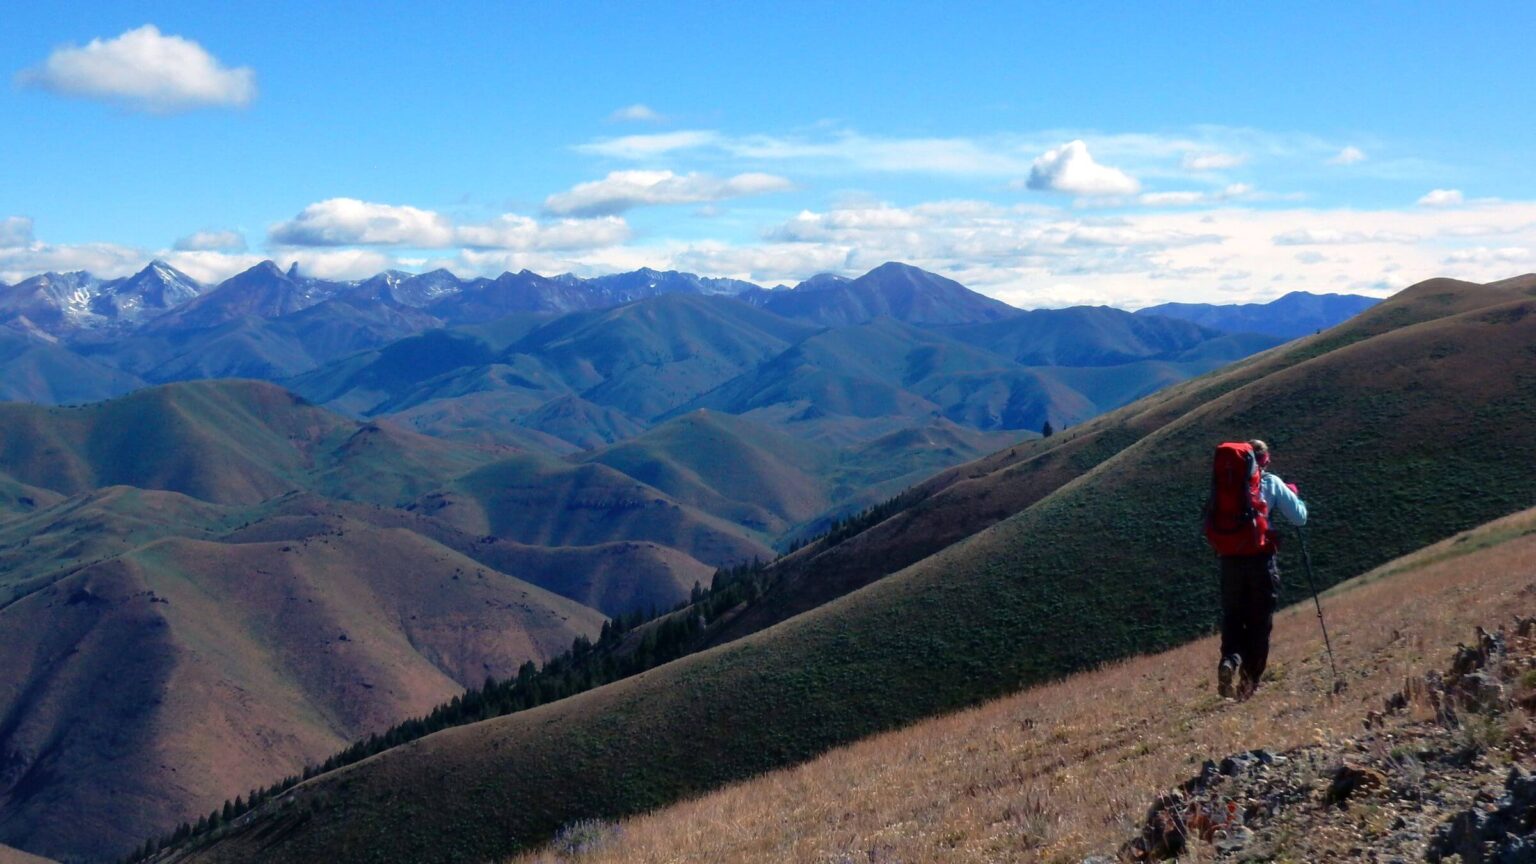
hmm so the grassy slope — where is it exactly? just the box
[0,517,603,862]
[704,275,1530,646]
[505,506,1536,864]
[224,493,709,618]
[503,293,818,421]
[411,452,775,566]
[0,843,56,864]
[579,411,835,537]
[181,275,1536,864]
[0,331,146,405]
[0,380,509,507]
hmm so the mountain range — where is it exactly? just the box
[149,272,1536,864]
[0,260,1395,862]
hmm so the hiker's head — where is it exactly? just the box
[1249,439,1271,468]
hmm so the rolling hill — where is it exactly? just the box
[0,503,604,862]
[0,380,777,862]
[409,452,774,566]
[171,273,1536,864]
[0,329,145,405]
[503,505,1536,864]
[0,379,503,507]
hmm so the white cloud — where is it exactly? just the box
[155,250,261,283]
[1272,228,1419,245]
[579,129,1041,176]
[16,25,255,113]
[1139,184,1255,207]
[11,200,1536,308]
[609,103,663,123]
[269,199,455,247]
[0,217,34,248]
[1328,146,1367,165]
[0,241,146,283]
[173,229,246,252]
[577,130,722,159]
[268,198,630,251]
[1181,151,1247,171]
[1026,140,1140,196]
[454,214,631,250]
[544,170,793,216]
[1441,246,1531,265]
[1418,188,1464,207]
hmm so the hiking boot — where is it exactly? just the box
[1237,668,1259,701]
[1218,655,1240,699]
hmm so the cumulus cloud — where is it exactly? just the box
[1328,146,1367,165]
[0,217,35,248]
[1181,151,1247,171]
[543,170,793,217]
[268,198,630,251]
[173,229,246,252]
[0,241,147,283]
[16,25,255,113]
[609,103,662,123]
[269,199,455,247]
[1026,140,1140,196]
[1418,188,1464,207]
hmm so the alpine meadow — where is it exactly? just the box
[4,5,1536,864]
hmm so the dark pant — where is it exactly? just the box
[1219,554,1280,685]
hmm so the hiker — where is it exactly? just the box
[1204,439,1307,699]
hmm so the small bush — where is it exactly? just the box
[550,819,622,858]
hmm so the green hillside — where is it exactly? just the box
[178,275,1536,864]
[0,380,511,507]
[411,452,775,565]
[504,293,819,420]
[580,410,833,536]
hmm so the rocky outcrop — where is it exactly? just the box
[1101,619,1536,862]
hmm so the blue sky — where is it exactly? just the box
[3,2,1535,307]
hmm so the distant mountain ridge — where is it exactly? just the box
[1,258,1381,345]
[0,259,1378,472]
[743,262,1019,325]
[1136,290,1381,338]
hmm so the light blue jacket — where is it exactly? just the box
[1261,472,1308,526]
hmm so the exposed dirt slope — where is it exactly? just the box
[0,519,602,862]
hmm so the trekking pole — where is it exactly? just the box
[1296,526,1345,694]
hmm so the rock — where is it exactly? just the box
[1426,766,1536,863]
[1213,824,1254,854]
[1325,763,1386,806]
[1450,643,1484,677]
[1454,670,1509,712]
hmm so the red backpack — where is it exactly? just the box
[1203,441,1272,557]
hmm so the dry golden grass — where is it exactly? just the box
[513,509,1536,864]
